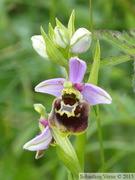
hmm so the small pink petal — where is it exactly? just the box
[38,119,48,127]
[74,83,84,92]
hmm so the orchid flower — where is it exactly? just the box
[23,119,53,159]
[35,57,112,136]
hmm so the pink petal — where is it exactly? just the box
[69,57,86,83]
[35,78,66,97]
[81,83,112,106]
[23,126,52,151]
[38,119,48,127]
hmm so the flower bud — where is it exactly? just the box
[70,28,91,54]
[34,103,47,119]
[53,26,69,48]
[31,35,49,59]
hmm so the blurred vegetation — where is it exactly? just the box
[0,0,135,179]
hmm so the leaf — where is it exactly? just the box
[130,29,135,39]
[56,145,81,180]
[48,23,54,41]
[132,60,135,92]
[122,30,135,45]
[55,18,70,44]
[51,128,82,179]
[68,10,75,38]
[87,40,100,84]
[96,29,135,56]
[87,53,132,70]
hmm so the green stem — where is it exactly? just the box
[75,132,86,171]
[93,105,106,172]
[87,32,106,171]
[74,0,95,172]
[49,0,56,26]
[89,0,94,58]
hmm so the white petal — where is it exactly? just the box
[70,28,91,54]
[31,35,49,59]
[54,27,68,48]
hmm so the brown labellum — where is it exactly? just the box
[49,93,90,135]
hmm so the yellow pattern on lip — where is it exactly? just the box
[55,100,81,118]
[62,81,82,100]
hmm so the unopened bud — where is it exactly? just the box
[54,26,69,48]
[31,35,49,59]
[70,28,91,54]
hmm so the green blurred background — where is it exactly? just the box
[0,0,135,179]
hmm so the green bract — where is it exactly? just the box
[41,27,68,68]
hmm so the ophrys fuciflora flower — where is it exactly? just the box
[35,57,112,136]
